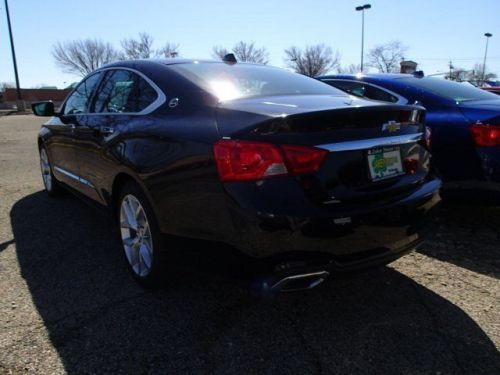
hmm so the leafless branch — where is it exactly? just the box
[284,44,340,77]
[120,32,155,59]
[337,63,362,74]
[367,41,407,73]
[52,39,120,76]
[157,42,180,58]
[212,41,269,64]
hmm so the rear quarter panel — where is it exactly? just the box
[101,106,235,243]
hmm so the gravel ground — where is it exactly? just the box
[0,115,499,374]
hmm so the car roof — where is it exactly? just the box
[100,58,264,70]
[319,73,415,81]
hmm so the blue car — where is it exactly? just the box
[318,74,500,193]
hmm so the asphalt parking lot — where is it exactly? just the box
[0,115,499,374]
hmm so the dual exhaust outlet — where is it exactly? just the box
[269,270,330,292]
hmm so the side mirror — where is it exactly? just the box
[32,101,55,117]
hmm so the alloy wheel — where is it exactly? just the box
[120,194,154,277]
[40,148,52,191]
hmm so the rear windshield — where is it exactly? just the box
[169,62,346,101]
[397,76,499,102]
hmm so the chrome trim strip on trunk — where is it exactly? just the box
[53,166,95,189]
[316,132,423,152]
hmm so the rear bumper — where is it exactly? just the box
[225,179,441,268]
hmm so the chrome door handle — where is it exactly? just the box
[99,126,115,136]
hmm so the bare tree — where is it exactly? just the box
[212,41,269,64]
[0,82,14,102]
[337,63,362,74]
[446,66,467,82]
[120,33,180,59]
[157,42,180,58]
[0,82,14,92]
[120,32,155,59]
[466,63,497,85]
[52,39,120,76]
[284,44,340,77]
[232,41,269,64]
[212,46,229,59]
[367,41,407,73]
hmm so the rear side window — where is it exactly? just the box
[63,73,102,115]
[397,77,500,102]
[327,80,399,103]
[93,69,159,113]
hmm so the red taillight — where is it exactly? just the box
[213,139,327,182]
[470,123,500,147]
[404,158,419,175]
[280,144,328,175]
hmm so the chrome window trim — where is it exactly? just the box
[316,133,423,152]
[53,166,95,188]
[62,67,167,116]
[321,79,408,105]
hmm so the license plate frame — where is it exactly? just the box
[367,146,404,182]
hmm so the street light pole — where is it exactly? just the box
[482,33,492,86]
[4,0,22,102]
[356,4,371,72]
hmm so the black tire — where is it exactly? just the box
[116,181,168,288]
[39,146,63,197]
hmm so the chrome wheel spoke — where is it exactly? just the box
[120,220,134,230]
[120,194,154,278]
[122,197,138,230]
[122,237,136,247]
[39,149,52,191]
[139,241,153,271]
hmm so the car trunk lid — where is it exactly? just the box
[216,95,428,209]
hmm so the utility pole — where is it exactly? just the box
[482,33,493,86]
[4,0,24,110]
[355,4,371,72]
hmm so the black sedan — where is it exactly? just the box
[33,58,440,290]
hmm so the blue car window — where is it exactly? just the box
[397,77,499,103]
[327,80,399,103]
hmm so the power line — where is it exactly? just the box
[413,56,500,61]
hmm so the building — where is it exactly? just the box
[1,88,72,110]
[400,60,418,74]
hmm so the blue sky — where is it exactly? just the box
[1,0,499,88]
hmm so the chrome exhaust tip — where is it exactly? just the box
[271,271,330,292]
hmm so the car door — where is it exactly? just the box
[45,72,103,191]
[71,68,163,203]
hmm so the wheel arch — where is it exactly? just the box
[109,172,160,225]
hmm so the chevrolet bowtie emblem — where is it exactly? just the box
[382,120,401,133]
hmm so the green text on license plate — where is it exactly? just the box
[367,147,404,181]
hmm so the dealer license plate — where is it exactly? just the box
[367,147,404,181]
